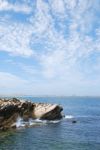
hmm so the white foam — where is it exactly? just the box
[14,117,61,129]
[14,115,77,129]
[64,115,74,119]
[16,117,24,128]
[29,118,47,125]
[49,120,61,123]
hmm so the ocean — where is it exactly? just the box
[0,97,100,150]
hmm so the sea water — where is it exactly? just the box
[0,97,100,150]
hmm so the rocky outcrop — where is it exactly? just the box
[0,98,63,130]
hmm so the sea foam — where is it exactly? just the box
[14,117,61,128]
[14,115,75,129]
[64,115,74,119]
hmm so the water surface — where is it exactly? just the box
[0,97,100,150]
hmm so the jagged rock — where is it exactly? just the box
[0,98,63,130]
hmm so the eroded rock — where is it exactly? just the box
[0,98,63,130]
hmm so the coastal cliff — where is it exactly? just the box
[0,98,63,130]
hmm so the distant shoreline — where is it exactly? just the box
[0,95,100,99]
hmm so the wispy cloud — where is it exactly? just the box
[0,0,32,14]
[0,21,34,57]
[0,71,27,88]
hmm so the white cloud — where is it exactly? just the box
[0,0,98,60]
[0,72,27,88]
[40,50,66,78]
[65,0,77,10]
[0,0,32,14]
[29,0,53,36]
[48,0,67,19]
[0,21,34,57]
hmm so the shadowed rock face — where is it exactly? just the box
[0,98,63,130]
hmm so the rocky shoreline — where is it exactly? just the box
[0,98,63,131]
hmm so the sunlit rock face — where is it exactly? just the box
[0,98,63,130]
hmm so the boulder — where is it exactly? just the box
[33,103,63,120]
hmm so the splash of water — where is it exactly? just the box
[16,117,25,128]
[14,117,61,129]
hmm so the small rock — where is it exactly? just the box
[72,120,77,123]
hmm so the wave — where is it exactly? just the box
[15,115,75,128]
[64,115,100,120]
[13,117,61,129]
[14,115,99,129]
[64,115,74,119]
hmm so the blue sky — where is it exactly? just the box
[0,0,100,96]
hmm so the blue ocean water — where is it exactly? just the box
[0,97,100,150]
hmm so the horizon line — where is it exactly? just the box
[0,94,100,98]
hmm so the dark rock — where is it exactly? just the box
[72,120,77,123]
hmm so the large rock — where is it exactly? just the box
[34,103,62,120]
[0,98,63,130]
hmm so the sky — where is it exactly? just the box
[0,0,100,96]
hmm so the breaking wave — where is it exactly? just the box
[13,117,61,129]
[13,115,78,129]
[64,115,74,119]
